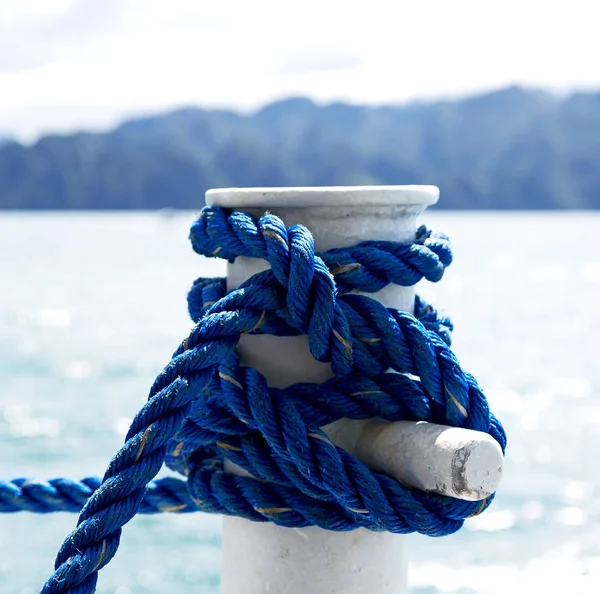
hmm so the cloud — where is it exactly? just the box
[279,48,362,76]
[0,0,599,140]
[0,0,132,73]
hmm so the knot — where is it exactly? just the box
[187,206,455,376]
[190,206,453,293]
[42,205,506,594]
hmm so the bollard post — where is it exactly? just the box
[207,186,503,594]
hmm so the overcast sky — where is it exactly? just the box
[1,0,598,141]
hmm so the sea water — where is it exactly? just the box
[0,211,598,594]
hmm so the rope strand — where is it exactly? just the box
[1,206,505,593]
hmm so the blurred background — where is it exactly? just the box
[1,1,599,593]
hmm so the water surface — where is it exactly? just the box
[1,211,598,593]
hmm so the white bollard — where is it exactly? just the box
[207,186,503,594]
[355,420,503,501]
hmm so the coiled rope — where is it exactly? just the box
[1,206,505,593]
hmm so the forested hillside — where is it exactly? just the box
[1,86,599,209]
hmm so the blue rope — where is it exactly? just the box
[0,477,196,514]
[2,206,505,593]
[0,295,453,517]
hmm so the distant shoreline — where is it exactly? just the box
[1,86,598,210]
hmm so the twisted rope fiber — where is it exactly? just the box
[28,205,505,593]
[0,477,196,514]
[0,296,451,515]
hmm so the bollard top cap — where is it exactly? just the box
[206,185,439,209]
